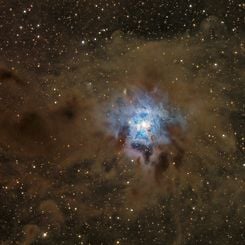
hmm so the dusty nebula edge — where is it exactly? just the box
[0,24,244,243]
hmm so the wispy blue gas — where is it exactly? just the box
[106,88,186,164]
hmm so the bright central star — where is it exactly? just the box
[137,121,151,131]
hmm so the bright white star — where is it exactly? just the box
[137,121,151,131]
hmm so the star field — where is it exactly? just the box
[0,1,244,244]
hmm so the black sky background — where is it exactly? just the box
[0,1,244,244]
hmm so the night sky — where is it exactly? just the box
[0,1,244,244]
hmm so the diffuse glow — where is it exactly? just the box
[106,88,186,163]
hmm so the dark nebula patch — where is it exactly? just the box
[0,1,244,244]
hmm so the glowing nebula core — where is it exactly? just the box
[106,88,186,164]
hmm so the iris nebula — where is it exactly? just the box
[106,88,186,166]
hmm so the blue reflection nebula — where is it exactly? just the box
[106,89,185,159]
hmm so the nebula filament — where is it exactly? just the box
[106,88,186,165]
